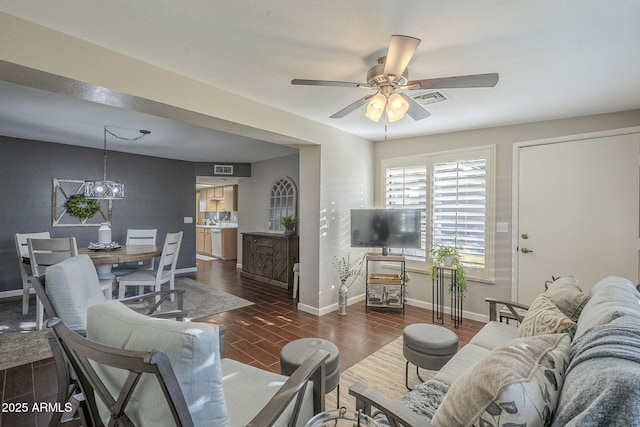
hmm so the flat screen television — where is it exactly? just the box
[350,209,422,255]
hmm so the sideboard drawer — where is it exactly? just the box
[254,245,273,255]
[252,237,273,247]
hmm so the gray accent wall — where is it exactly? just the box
[0,136,197,293]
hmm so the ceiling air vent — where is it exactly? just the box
[214,164,233,175]
[411,91,448,106]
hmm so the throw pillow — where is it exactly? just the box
[519,295,577,339]
[543,276,590,322]
[432,334,571,427]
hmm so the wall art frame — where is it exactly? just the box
[52,178,112,227]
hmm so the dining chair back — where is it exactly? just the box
[28,237,78,278]
[28,237,79,330]
[14,231,50,315]
[112,228,158,275]
[118,231,183,300]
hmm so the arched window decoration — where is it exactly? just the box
[268,176,297,232]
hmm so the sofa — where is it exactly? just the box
[350,275,640,426]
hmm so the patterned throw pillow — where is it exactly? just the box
[432,334,571,427]
[543,276,590,322]
[519,295,577,339]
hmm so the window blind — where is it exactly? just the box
[432,157,487,269]
[385,166,427,260]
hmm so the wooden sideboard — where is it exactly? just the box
[241,232,299,289]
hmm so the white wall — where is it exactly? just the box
[298,137,375,315]
[375,110,640,319]
[237,153,300,266]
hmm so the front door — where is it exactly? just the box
[515,133,639,305]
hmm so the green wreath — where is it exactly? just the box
[64,194,100,220]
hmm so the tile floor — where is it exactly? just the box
[0,259,483,426]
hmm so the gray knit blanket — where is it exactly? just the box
[373,379,449,426]
[551,320,640,426]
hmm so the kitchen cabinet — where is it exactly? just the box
[196,227,212,255]
[197,226,237,259]
[241,232,298,289]
[222,185,238,211]
[203,185,238,212]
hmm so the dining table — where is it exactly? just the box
[78,244,163,279]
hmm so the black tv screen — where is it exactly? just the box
[350,209,422,250]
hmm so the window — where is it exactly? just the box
[385,165,427,260]
[432,157,487,271]
[267,176,297,232]
[382,146,495,281]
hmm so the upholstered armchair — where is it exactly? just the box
[48,302,328,426]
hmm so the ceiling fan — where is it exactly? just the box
[291,35,499,122]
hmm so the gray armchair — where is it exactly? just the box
[48,302,329,427]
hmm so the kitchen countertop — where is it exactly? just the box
[197,224,238,229]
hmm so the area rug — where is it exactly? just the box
[325,336,437,411]
[0,277,253,370]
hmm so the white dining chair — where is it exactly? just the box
[118,232,183,301]
[14,231,51,315]
[28,237,113,330]
[112,228,158,276]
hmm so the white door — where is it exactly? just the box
[516,134,639,305]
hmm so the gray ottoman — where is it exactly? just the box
[403,323,458,389]
[280,338,341,407]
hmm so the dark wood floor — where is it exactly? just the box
[0,258,483,426]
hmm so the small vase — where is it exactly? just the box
[444,255,455,267]
[338,280,348,315]
[98,223,112,243]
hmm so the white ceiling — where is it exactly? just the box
[1,0,640,161]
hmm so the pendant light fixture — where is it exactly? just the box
[84,126,150,200]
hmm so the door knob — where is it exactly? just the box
[521,233,529,239]
[521,247,533,254]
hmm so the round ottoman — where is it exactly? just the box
[403,323,458,389]
[280,338,341,407]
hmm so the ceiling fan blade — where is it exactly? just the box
[383,35,421,82]
[399,93,431,121]
[329,95,374,118]
[408,73,499,90]
[291,79,370,88]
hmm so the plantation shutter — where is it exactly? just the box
[385,166,427,260]
[432,157,487,270]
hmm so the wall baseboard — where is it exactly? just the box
[299,293,488,323]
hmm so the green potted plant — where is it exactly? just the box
[430,245,467,299]
[333,253,364,315]
[279,215,299,235]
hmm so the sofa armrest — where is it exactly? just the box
[485,297,530,322]
[349,383,432,427]
[247,350,330,427]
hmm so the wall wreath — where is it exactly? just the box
[63,194,101,220]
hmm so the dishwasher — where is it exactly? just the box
[211,228,222,258]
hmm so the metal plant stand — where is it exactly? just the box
[432,266,463,328]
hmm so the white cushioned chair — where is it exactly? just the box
[29,254,186,331]
[48,301,328,427]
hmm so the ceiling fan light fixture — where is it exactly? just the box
[386,93,409,122]
[365,93,386,122]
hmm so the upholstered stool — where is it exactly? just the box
[280,338,341,407]
[403,323,458,389]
